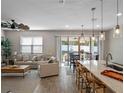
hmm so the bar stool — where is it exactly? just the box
[80,67,106,93]
[75,62,80,85]
[75,62,87,91]
[91,75,106,93]
[79,65,90,91]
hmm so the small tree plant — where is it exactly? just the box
[1,37,11,59]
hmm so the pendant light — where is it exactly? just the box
[91,8,96,41]
[80,25,85,43]
[100,0,105,40]
[113,0,121,38]
[59,0,65,4]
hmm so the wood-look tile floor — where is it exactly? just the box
[33,66,79,93]
[1,63,113,93]
[1,65,79,93]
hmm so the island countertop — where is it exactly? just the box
[79,60,123,93]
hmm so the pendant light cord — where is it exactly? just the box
[91,8,95,36]
[81,25,85,41]
[117,0,119,25]
[93,10,94,36]
[81,25,84,36]
[101,0,103,33]
[81,25,84,37]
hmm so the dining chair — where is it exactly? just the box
[70,54,80,72]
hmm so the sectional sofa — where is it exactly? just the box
[14,54,58,69]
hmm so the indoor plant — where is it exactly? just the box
[1,37,12,64]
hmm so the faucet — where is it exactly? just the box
[106,53,112,66]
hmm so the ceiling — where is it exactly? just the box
[1,0,123,30]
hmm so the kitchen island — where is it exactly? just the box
[79,60,123,93]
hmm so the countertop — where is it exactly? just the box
[79,60,123,93]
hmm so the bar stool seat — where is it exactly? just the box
[76,63,88,90]
[76,62,105,93]
[80,69,106,93]
[75,62,106,93]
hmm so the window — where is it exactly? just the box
[20,37,43,53]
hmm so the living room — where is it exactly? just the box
[1,0,123,93]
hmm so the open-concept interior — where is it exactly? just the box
[1,0,123,93]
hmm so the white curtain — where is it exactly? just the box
[55,36,61,62]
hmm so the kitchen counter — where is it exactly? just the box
[79,60,123,93]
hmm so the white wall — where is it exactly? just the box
[1,30,5,37]
[4,31,56,56]
[104,26,123,65]
[4,30,99,57]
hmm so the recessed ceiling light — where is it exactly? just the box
[65,25,69,28]
[96,25,100,28]
[117,13,122,16]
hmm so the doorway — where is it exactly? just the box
[60,36,99,63]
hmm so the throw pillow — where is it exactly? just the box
[37,55,42,61]
[16,54,23,61]
[48,59,54,63]
[31,56,37,61]
[43,55,47,61]
[23,55,29,62]
[40,55,44,61]
[50,56,56,60]
[48,56,56,63]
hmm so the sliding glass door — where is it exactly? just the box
[91,37,99,60]
[80,36,99,60]
[61,37,69,63]
[60,36,99,63]
[69,37,78,54]
[80,37,90,60]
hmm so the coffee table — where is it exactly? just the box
[1,65,30,77]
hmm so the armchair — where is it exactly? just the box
[38,62,59,78]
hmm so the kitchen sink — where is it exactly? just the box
[107,64,123,71]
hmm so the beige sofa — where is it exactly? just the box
[15,61,38,69]
[14,54,55,69]
[38,61,59,77]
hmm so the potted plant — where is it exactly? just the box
[1,37,12,64]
